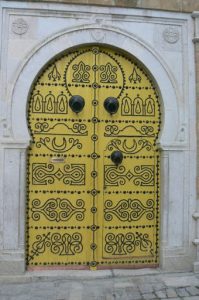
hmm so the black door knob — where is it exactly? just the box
[111,150,123,166]
[104,97,119,114]
[69,95,85,113]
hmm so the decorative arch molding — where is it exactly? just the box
[11,25,181,150]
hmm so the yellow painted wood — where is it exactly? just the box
[27,46,161,269]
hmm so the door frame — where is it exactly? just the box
[0,4,196,274]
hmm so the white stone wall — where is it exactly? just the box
[0,0,196,274]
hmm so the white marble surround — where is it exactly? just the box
[0,1,197,274]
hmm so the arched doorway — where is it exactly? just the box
[26,45,161,270]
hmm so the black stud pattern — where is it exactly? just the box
[26,45,161,269]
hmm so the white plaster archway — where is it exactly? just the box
[11,26,180,149]
[1,17,195,274]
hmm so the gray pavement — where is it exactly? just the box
[0,269,199,300]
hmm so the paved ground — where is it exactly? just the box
[0,269,199,300]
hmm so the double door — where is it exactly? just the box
[27,46,160,269]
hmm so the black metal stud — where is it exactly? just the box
[111,150,123,166]
[69,95,85,113]
[104,97,119,114]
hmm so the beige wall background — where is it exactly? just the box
[16,0,199,12]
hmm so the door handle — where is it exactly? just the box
[104,97,119,114]
[111,150,123,166]
[69,95,85,113]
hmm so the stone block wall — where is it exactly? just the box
[16,0,199,12]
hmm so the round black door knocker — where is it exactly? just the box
[69,95,85,113]
[104,97,119,114]
[111,150,123,166]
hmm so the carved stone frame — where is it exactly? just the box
[0,2,196,274]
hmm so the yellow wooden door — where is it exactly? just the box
[27,46,160,270]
